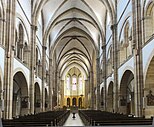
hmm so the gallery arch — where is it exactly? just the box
[12,71,28,118]
[119,70,135,115]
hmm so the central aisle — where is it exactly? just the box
[63,112,85,126]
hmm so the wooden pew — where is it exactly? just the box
[79,110,152,126]
[2,110,70,127]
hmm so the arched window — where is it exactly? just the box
[72,77,77,90]
[66,77,70,89]
[79,77,82,90]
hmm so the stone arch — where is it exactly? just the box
[13,68,29,84]
[144,55,154,118]
[107,81,114,112]
[34,82,41,114]
[12,71,29,118]
[144,56,154,117]
[119,70,135,115]
[144,1,154,42]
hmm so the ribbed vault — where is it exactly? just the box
[32,0,114,79]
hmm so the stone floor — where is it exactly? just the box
[63,112,153,127]
[63,112,85,126]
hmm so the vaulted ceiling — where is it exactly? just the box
[33,0,114,79]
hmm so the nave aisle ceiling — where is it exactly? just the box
[32,0,114,77]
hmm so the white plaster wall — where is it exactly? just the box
[117,0,131,21]
[16,0,31,23]
[142,39,154,82]
[0,47,5,76]
[106,26,112,46]
[13,58,30,88]
[106,38,112,58]
[36,21,43,45]
[118,56,134,88]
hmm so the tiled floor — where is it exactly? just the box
[63,113,85,126]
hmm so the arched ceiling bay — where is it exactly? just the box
[33,0,114,78]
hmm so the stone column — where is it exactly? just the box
[0,10,6,46]
[90,71,94,109]
[111,23,119,113]
[111,0,118,112]
[3,0,16,119]
[102,44,107,111]
[29,24,37,114]
[61,80,64,107]
[52,66,57,108]
[0,17,3,45]
[49,58,53,110]
[57,71,60,106]
[132,0,144,117]
[41,45,47,112]
[96,56,101,110]
[84,79,88,108]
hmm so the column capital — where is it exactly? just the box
[0,18,6,22]
[101,44,106,49]
[110,24,117,31]
[31,24,37,31]
[42,45,47,50]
